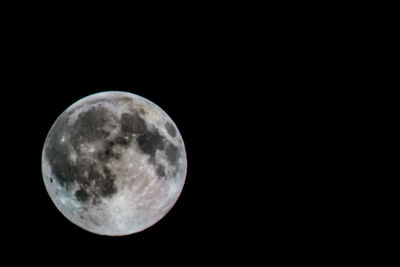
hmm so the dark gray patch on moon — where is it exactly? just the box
[120,111,168,165]
[165,143,180,165]
[46,105,120,205]
[120,112,147,134]
[156,164,166,178]
[165,122,176,137]
[45,115,73,187]
[70,105,113,146]
[98,140,122,161]
[137,130,165,159]
[75,187,90,202]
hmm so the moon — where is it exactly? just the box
[41,91,187,236]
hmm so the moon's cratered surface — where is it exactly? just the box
[41,91,187,236]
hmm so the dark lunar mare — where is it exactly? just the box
[69,106,113,147]
[45,115,74,188]
[119,111,180,169]
[165,143,179,165]
[46,102,182,205]
[164,122,176,137]
[46,105,119,205]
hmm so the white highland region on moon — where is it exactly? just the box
[41,91,187,236]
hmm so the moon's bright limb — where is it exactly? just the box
[41,91,187,236]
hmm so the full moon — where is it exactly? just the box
[41,91,187,236]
